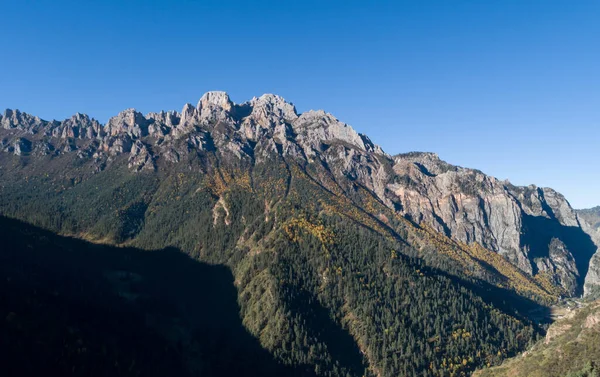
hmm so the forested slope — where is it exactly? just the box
[0,153,546,376]
[474,300,600,377]
[0,216,312,377]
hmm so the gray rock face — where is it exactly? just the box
[585,253,600,297]
[578,207,600,231]
[388,152,598,295]
[1,91,597,296]
[293,110,371,158]
[13,138,32,156]
[54,113,103,139]
[389,153,531,272]
[535,238,578,296]
[2,109,44,131]
[106,109,149,138]
[239,94,298,141]
[577,208,600,296]
[128,140,155,171]
[197,91,233,113]
[197,91,234,124]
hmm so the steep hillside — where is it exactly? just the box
[474,300,600,377]
[0,153,543,377]
[0,216,312,377]
[0,91,597,376]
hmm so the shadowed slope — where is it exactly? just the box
[0,216,314,377]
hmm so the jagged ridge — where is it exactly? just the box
[0,91,598,297]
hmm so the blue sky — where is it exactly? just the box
[1,0,598,208]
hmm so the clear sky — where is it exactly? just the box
[1,0,598,208]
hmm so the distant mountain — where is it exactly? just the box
[578,206,600,231]
[0,91,598,376]
[474,299,600,377]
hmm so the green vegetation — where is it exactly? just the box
[0,150,558,377]
[474,301,600,377]
[0,216,310,377]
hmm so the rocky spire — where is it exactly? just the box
[195,91,234,124]
[247,94,298,127]
[197,91,233,111]
[56,113,103,139]
[1,109,45,131]
[105,109,149,138]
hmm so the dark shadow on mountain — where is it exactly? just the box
[243,140,257,159]
[414,162,435,177]
[521,213,598,296]
[0,216,315,377]
[281,288,366,376]
[202,131,216,152]
[429,265,552,327]
[412,251,552,327]
[431,212,452,238]
[232,103,253,119]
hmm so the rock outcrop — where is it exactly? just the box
[387,152,598,296]
[578,209,600,296]
[1,109,45,131]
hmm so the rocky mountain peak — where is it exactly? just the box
[179,103,196,126]
[293,110,369,152]
[63,112,97,126]
[1,109,44,131]
[238,94,298,138]
[197,91,233,112]
[105,108,149,138]
[56,112,103,139]
[193,91,234,124]
[146,110,180,128]
[249,94,297,121]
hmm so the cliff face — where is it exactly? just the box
[0,91,598,297]
[388,152,598,296]
[577,208,600,296]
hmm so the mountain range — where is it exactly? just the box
[1,91,598,376]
